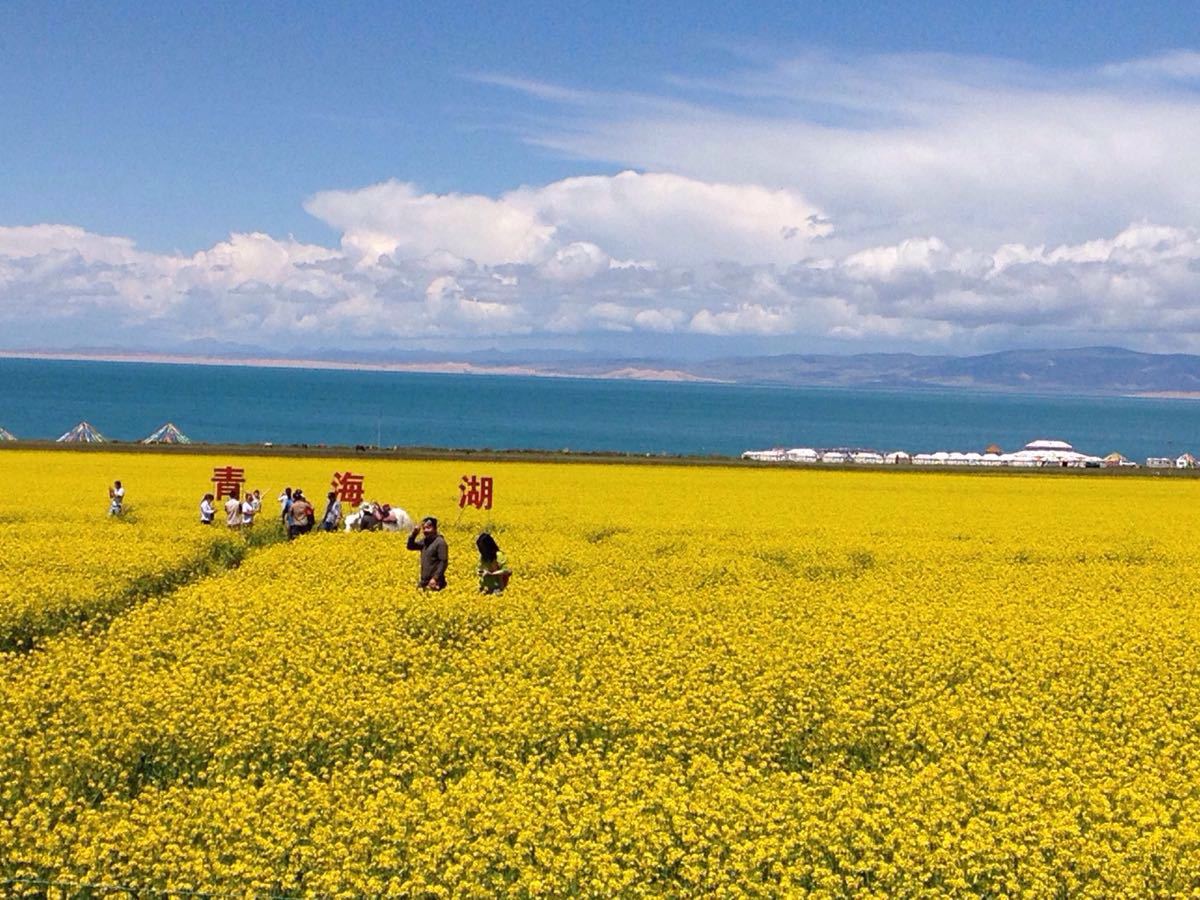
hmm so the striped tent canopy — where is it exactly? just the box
[142,422,191,444]
[0,426,15,441]
[57,421,107,443]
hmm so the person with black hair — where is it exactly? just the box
[278,487,293,526]
[475,532,511,594]
[199,493,215,525]
[288,489,315,539]
[108,480,125,516]
[321,490,342,532]
[407,516,449,590]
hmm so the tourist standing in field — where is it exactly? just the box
[108,480,125,516]
[288,490,315,539]
[408,516,449,590]
[251,489,262,515]
[278,487,292,526]
[199,493,215,525]
[225,488,242,529]
[241,492,255,528]
[475,532,511,594]
[321,490,342,532]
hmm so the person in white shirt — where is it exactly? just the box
[108,480,125,516]
[241,493,255,528]
[321,490,342,532]
[199,493,215,525]
[225,488,243,529]
[278,487,292,526]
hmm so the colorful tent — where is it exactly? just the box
[142,422,191,444]
[57,421,107,443]
[0,426,15,441]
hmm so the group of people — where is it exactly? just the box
[199,487,264,529]
[192,484,511,594]
[277,487,322,538]
[197,486,322,537]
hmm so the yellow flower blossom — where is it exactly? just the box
[1,450,1200,894]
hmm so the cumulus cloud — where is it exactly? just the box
[9,50,1200,354]
[305,170,830,269]
[487,50,1200,252]
[305,181,556,265]
[7,213,1200,353]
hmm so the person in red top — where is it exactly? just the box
[287,489,315,540]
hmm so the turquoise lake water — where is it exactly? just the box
[0,358,1197,461]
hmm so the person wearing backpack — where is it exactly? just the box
[288,490,315,539]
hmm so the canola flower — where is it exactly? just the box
[0,452,258,651]
[3,450,1200,894]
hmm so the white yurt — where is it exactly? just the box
[1024,438,1075,452]
[786,447,820,463]
[851,450,884,464]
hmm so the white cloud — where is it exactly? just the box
[305,180,556,266]
[690,303,797,336]
[11,48,1200,355]
[538,242,610,281]
[490,51,1200,253]
[843,237,952,279]
[1100,51,1200,82]
[509,170,831,265]
[8,214,1200,352]
[634,307,686,332]
[306,170,830,269]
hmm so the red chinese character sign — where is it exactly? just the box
[211,465,246,499]
[459,474,494,510]
[332,471,365,505]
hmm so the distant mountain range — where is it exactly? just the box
[686,347,1200,395]
[7,345,1200,397]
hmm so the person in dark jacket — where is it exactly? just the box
[407,516,449,590]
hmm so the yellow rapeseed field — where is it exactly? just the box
[0,452,253,652]
[3,449,1200,895]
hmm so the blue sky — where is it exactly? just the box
[4,2,1200,356]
